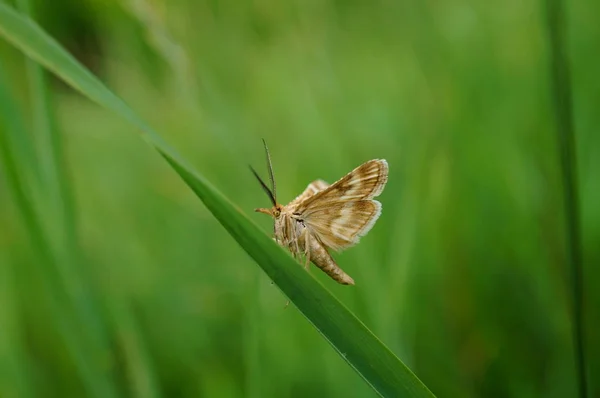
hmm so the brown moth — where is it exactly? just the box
[251,141,388,285]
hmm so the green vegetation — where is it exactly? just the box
[0,0,598,397]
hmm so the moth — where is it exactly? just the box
[251,141,388,285]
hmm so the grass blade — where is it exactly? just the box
[0,65,119,398]
[544,0,587,396]
[0,3,435,396]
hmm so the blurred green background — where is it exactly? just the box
[0,0,598,397]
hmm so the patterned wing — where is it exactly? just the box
[303,200,382,251]
[294,159,388,251]
[287,179,329,208]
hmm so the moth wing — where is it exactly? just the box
[302,200,382,251]
[287,179,329,207]
[295,159,388,251]
[295,159,388,212]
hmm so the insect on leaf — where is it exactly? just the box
[253,143,388,285]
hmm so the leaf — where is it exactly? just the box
[0,4,435,397]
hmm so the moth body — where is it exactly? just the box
[271,207,355,285]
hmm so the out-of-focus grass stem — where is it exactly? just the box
[0,64,118,398]
[545,0,587,396]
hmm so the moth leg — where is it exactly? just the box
[293,229,300,260]
[290,217,301,259]
[301,228,311,270]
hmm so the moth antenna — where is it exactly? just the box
[250,165,277,206]
[262,139,277,202]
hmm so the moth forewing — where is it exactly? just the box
[297,159,388,251]
[252,148,388,286]
[296,159,388,213]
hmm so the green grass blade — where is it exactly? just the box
[544,0,587,396]
[0,4,435,396]
[0,65,119,398]
[161,151,435,397]
[15,0,52,176]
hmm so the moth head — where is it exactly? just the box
[251,139,280,218]
[255,204,283,219]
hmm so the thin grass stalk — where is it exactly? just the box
[0,65,118,398]
[11,3,161,396]
[15,0,84,269]
[544,0,587,396]
[14,0,109,333]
